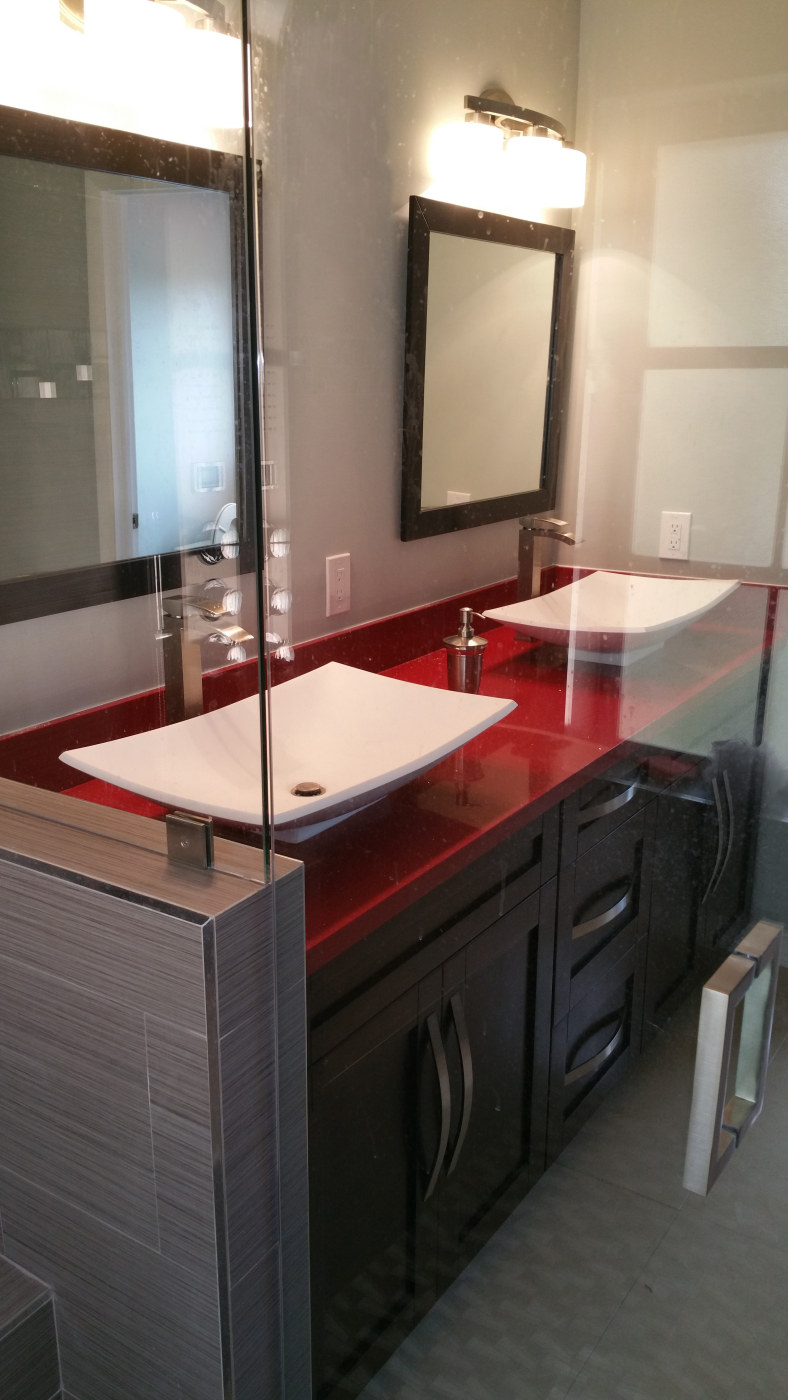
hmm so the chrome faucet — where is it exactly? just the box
[160,581,253,724]
[518,515,577,601]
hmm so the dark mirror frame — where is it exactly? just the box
[0,102,255,625]
[400,195,574,541]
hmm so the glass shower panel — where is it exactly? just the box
[251,0,788,1396]
[0,0,271,877]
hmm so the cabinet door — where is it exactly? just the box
[643,775,706,1030]
[434,883,554,1291]
[699,740,761,954]
[309,979,433,1399]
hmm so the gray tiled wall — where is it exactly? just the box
[0,832,308,1400]
[0,1255,61,1400]
[211,861,310,1399]
[0,851,223,1400]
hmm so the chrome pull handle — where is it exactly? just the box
[578,779,638,827]
[684,920,782,1196]
[701,774,726,904]
[424,1011,452,1201]
[565,1016,625,1086]
[446,993,474,1177]
[572,887,632,941]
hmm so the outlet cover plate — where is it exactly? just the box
[326,553,351,615]
[659,510,692,560]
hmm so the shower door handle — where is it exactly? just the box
[683,920,781,1196]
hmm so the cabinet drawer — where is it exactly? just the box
[562,751,652,862]
[554,808,652,1023]
[548,938,646,1157]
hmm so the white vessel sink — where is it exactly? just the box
[484,571,740,665]
[61,661,516,840]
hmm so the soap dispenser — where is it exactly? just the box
[443,608,488,694]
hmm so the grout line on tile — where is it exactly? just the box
[556,1158,688,1215]
[0,1162,183,1263]
[561,1190,681,1396]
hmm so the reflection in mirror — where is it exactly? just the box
[0,104,252,624]
[401,196,573,541]
[0,157,236,576]
[421,234,556,508]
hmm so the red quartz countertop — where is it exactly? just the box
[290,583,771,973]
[0,574,773,976]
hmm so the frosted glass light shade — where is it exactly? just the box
[506,135,586,209]
[426,122,506,210]
[184,29,244,130]
[84,0,185,49]
[553,145,587,207]
[428,122,504,181]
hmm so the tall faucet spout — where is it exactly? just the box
[518,515,577,601]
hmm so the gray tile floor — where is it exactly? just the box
[360,972,788,1400]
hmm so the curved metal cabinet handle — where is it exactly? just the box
[579,779,638,828]
[446,993,474,1177]
[424,1012,451,1201]
[565,1017,625,1086]
[684,920,782,1196]
[718,769,735,890]
[701,774,727,904]
[572,888,632,941]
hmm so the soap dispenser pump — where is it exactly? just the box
[443,607,488,694]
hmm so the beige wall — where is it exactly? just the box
[7,0,787,724]
[258,0,581,645]
[557,0,788,582]
[1,0,581,729]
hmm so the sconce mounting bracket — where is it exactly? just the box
[465,91,567,141]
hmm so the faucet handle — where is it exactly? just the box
[195,580,243,618]
[208,623,254,649]
[520,514,569,532]
[163,581,244,620]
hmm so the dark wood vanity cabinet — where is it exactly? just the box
[548,765,655,1157]
[429,880,554,1295]
[548,938,646,1153]
[308,824,555,1399]
[643,740,761,1032]
[308,739,762,1398]
[697,739,761,955]
[642,765,706,1029]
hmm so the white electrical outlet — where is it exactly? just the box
[659,510,692,560]
[326,552,351,616]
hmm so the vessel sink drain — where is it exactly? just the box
[290,780,326,797]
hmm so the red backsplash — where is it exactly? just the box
[0,575,522,794]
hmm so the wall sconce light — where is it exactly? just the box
[426,88,586,217]
[0,0,242,139]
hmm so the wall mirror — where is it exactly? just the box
[401,195,574,541]
[0,103,254,624]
